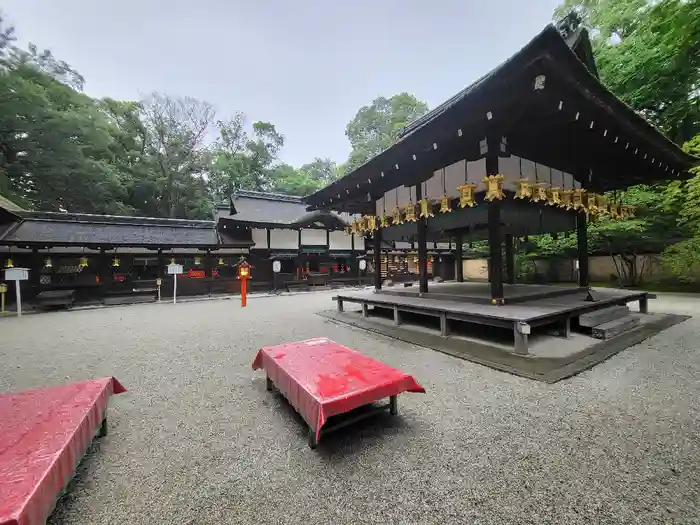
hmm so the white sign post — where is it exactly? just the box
[4,267,29,317]
[167,263,184,304]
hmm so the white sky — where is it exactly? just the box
[3,0,562,167]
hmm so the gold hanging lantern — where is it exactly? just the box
[571,188,586,210]
[531,182,549,203]
[366,215,378,231]
[627,206,636,218]
[560,190,573,209]
[4,258,13,269]
[344,224,353,235]
[419,199,434,219]
[404,203,417,222]
[194,256,202,266]
[379,214,390,228]
[546,187,562,206]
[439,195,452,213]
[112,257,120,268]
[218,257,225,265]
[482,174,505,201]
[44,257,53,268]
[586,193,599,216]
[392,206,404,225]
[619,205,632,220]
[457,184,477,208]
[79,256,89,268]
[515,179,532,199]
[169,257,176,265]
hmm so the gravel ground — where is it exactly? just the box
[1,290,700,524]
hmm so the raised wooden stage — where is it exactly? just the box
[333,282,651,355]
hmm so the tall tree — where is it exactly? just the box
[210,117,285,198]
[139,93,215,218]
[299,157,342,187]
[555,0,700,144]
[345,93,429,172]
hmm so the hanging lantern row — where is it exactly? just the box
[346,175,636,235]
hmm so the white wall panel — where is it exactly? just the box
[301,228,327,245]
[251,228,267,249]
[269,229,298,250]
[329,230,353,250]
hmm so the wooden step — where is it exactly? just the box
[592,315,640,340]
[579,305,630,328]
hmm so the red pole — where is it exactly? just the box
[241,277,247,307]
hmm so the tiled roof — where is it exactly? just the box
[0,211,252,247]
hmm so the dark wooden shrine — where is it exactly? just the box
[305,16,698,357]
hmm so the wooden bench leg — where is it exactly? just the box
[98,417,108,438]
[337,299,344,312]
[266,376,273,392]
[361,304,368,318]
[390,395,398,415]
[308,427,318,449]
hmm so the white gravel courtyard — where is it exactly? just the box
[1,290,700,524]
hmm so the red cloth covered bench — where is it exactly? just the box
[0,377,126,525]
[252,338,424,448]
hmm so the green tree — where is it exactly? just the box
[555,0,700,144]
[345,93,429,171]
[139,93,215,218]
[268,164,321,196]
[0,63,130,213]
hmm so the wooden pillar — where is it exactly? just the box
[99,248,109,301]
[30,248,40,300]
[505,233,516,285]
[204,250,213,296]
[577,211,589,287]
[486,144,504,301]
[416,184,428,294]
[455,232,464,282]
[373,229,382,291]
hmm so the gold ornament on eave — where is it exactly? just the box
[546,187,561,206]
[482,174,505,201]
[457,184,477,208]
[404,203,417,222]
[365,215,378,232]
[379,214,390,228]
[531,182,548,203]
[560,190,573,209]
[439,195,452,213]
[571,188,586,210]
[586,193,599,216]
[419,199,434,219]
[515,179,532,199]
[392,206,404,225]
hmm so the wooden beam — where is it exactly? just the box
[416,183,429,294]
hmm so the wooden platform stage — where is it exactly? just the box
[332,282,651,355]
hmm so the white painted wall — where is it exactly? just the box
[329,231,353,250]
[269,229,298,250]
[251,228,268,249]
[301,229,327,245]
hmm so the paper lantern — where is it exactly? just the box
[4,258,13,269]
[404,203,417,223]
[79,256,88,268]
[532,182,549,203]
[392,206,404,225]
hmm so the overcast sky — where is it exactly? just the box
[3,0,561,167]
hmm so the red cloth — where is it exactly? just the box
[0,377,126,525]
[252,338,424,440]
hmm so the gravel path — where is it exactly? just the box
[1,291,700,524]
